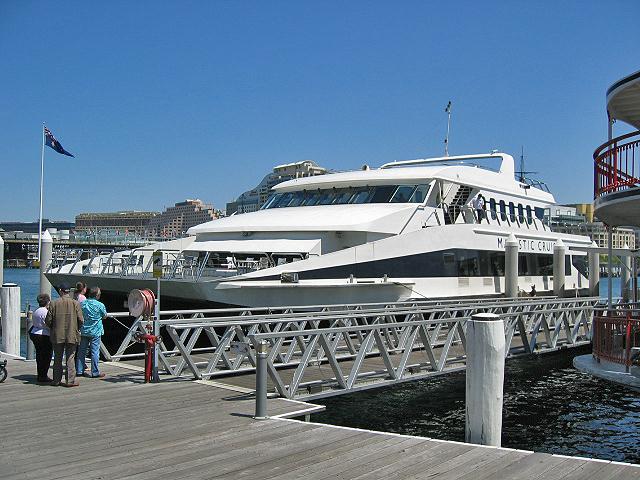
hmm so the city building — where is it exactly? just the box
[565,203,594,222]
[549,205,636,249]
[0,219,75,234]
[226,160,328,214]
[147,199,219,238]
[75,211,158,236]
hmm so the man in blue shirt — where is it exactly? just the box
[76,286,107,378]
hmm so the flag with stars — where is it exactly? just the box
[44,126,74,157]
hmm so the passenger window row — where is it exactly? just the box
[487,198,544,225]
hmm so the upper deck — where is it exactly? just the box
[593,70,640,227]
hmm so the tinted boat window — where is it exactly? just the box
[390,185,417,203]
[409,184,430,203]
[370,185,397,203]
[489,198,497,219]
[499,200,507,220]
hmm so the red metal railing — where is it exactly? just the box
[592,309,640,367]
[594,130,640,198]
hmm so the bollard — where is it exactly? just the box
[26,308,35,360]
[504,234,518,298]
[255,340,269,420]
[39,230,53,297]
[465,313,505,447]
[621,244,631,303]
[588,242,600,297]
[1,283,21,356]
[553,239,566,297]
[0,234,4,287]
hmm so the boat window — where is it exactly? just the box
[332,190,355,204]
[499,200,507,220]
[301,191,322,206]
[261,194,278,209]
[409,184,430,203]
[526,206,533,224]
[316,190,336,205]
[508,202,516,221]
[287,191,306,207]
[489,198,497,220]
[517,204,525,223]
[390,185,417,203]
[534,207,545,220]
[572,255,589,278]
[370,185,397,203]
[264,184,432,208]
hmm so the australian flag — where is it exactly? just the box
[44,126,74,157]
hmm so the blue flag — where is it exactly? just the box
[44,126,74,157]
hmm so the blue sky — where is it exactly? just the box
[0,1,638,221]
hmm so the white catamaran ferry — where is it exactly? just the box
[47,152,592,310]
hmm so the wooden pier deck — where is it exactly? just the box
[1,358,638,479]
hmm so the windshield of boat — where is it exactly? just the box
[262,184,431,209]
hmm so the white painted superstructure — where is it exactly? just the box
[47,152,592,309]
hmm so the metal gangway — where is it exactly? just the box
[101,295,605,399]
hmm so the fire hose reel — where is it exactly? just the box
[128,288,162,383]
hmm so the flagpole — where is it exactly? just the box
[38,123,45,262]
[444,101,452,157]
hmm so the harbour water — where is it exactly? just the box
[3,268,639,463]
[312,347,640,464]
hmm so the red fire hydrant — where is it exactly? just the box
[134,331,162,383]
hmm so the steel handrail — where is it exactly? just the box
[593,130,640,198]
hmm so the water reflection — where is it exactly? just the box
[312,347,640,463]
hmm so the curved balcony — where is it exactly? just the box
[593,130,640,227]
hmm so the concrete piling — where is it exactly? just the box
[504,234,518,298]
[255,340,269,420]
[465,313,505,447]
[39,230,53,297]
[588,242,600,297]
[553,239,566,297]
[1,283,21,356]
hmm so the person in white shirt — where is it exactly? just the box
[471,194,486,223]
[29,294,53,383]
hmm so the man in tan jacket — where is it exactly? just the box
[45,283,84,387]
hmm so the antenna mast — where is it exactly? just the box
[519,146,525,182]
[444,101,452,156]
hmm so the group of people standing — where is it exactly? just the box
[29,281,108,387]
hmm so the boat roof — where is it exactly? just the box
[607,70,640,130]
[273,152,553,202]
[188,203,417,235]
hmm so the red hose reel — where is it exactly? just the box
[128,288,162,383]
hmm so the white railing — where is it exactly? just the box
[102,296,604,399]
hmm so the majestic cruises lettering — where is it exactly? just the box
[496,237,554,253]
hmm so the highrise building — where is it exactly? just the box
[147,199,219,237]
[226,160,328,215]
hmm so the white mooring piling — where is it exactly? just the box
[504,234,518,298]
[465,313,505,447]
[39,230,53,297]
[621,244,631,302]
[1,283,21,356]
[588,241,600,297]
[0,234,4,286]
[553,239,566,297]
